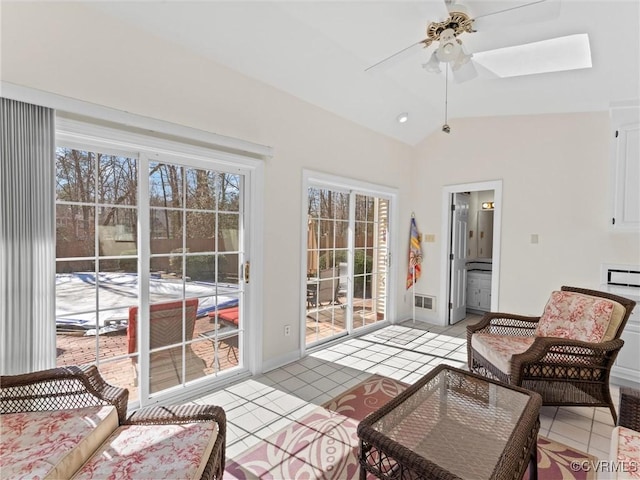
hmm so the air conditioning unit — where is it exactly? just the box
[414,294,436,311]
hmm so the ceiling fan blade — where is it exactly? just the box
[472,34,591,78]
[472,0,561,32]
[365,40,428,73]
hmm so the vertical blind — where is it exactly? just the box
[1,97,56,374]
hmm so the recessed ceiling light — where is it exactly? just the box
[397,113,409,124]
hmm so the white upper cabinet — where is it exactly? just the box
[611,106,640,231]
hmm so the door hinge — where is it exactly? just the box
[615,130,619,138]
[244,261,250,283]
[451,204,456,211]
[612,217,616,225]
[450,253,454,260]
[449,302,453,309]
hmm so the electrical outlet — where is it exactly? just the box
[284,325,291,336]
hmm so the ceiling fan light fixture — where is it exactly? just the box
[423,51,442,73]
[435,29,461,62]
[451,50,472,71]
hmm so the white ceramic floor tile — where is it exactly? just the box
[312,363,341,377]
[294,383,324,402]
[546,431,589,453]
[284,402,319,421]
[554,409,594,432]
[225,422,252,443]
[594,408,616,427]
[349,357,376,372]
[264,368,293,384]
[254,416,294,440]
[282,362,309,377]
[561,406,596,420]
[226,436,257,458]
[550,418,593,441]
[590,419,615,439]
[295,368,325,385]
[309,349,345,362]
[588,431,612,453]
[233,406,281,432]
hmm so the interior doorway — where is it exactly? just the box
[439,180,503,326]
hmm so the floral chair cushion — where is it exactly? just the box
[470,334,536,375]
[0,406,118,480]
[535,291,622,343]
[610,426,640,479]
[72,421,218,480]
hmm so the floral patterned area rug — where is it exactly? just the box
[224,374,596,479]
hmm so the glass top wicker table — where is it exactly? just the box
[357,365,542,480]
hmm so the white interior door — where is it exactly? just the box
[449,193,469,324]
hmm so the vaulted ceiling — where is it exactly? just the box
[91,1,640,145]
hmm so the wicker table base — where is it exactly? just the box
[357,365,542,480]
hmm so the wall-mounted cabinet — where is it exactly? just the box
[611,107,640,231]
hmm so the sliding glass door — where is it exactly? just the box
[305,185,390,347]
[55,138,247,405]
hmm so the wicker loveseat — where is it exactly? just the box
[467,286,636,424]
[0,365,226,479]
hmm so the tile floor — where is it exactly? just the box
[191,315,619,465]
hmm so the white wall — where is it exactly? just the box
[411,113,640,315]
[0,3,414,366]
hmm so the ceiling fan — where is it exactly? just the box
[366,0,590,83]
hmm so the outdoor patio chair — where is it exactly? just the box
[127,298,203,387]
[307,267,339,308]
[467,286,636,424]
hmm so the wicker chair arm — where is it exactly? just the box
[618,387,640,431]
[0,365,129,424]
[509,336,625,386]
[513,336,625,363]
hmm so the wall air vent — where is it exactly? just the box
[414,294,436,311]
[606,268,640,288]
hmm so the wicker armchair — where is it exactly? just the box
[467,286,636,424]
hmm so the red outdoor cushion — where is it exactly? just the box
[208,306,239,326]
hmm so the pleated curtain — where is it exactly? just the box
[1,97,56,375]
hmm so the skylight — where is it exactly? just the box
[473,33,592,78]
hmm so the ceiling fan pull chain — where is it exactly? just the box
[443,66,451,134]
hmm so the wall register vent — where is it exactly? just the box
[414,294,436,311]
[605,268,640,288]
